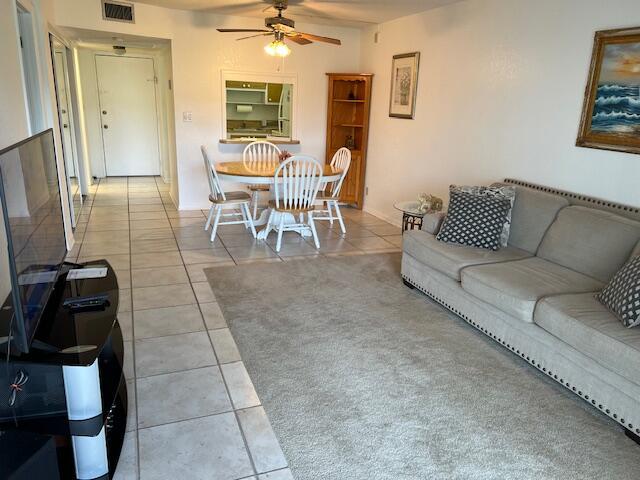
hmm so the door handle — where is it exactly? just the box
[63,124,68,129]
[103,125,109,129]
[61,109,67,114]
[102,110,107,115]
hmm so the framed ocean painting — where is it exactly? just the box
[389,52,420,119]
[577,27,640,154]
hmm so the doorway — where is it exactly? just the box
[96,55,161,176]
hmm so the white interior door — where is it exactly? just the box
[96,55,160,176]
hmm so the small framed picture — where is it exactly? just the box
[577,27,640,154]
[389,52,420,119]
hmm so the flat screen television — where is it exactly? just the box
[0,129,67,353]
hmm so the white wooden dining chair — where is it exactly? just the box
[314,147,351,234]
[266,155,323,253]
[201,145,256,242]
[243,141,281,220]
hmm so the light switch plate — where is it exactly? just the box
[183,111,192,122]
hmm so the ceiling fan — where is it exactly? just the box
[216,0,341,57]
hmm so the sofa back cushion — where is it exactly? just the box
[537,206,640,282]
[507,186,569,253]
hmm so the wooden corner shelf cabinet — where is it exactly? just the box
[325,73,373,209]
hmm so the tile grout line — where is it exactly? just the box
[76,178,140,475]
[135,362,220,380]
[155,177,262,478]
[123,177,143,480]
[234,466,291,480]
[133,324,228,342]
[136,409,238,431]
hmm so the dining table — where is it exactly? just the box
[215,160,343,240]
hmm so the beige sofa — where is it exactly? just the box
[401,179,640,443]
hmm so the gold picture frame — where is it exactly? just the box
[389,52,420,119]
[577,27,640,154]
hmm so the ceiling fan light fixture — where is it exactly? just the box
[264,39,290,57]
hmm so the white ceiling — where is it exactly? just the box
[131,0,464,27]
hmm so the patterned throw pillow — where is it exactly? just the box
[597,256,640,328]
[436,185,515,251]
[455,185,515,247]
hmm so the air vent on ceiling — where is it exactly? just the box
[102,0,135,24]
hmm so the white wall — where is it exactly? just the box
[360,0,640,224]
[1,2,33,148]
[53,0,361,209]
[0,0,75,301]
[0,1,32,303]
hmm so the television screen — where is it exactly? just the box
[0,129,67,353]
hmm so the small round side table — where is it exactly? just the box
[394,201,428,233]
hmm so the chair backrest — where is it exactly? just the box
[274,155,323,211]
[243,141,281,175]
[200,145,226,202]
[329,147,351,198]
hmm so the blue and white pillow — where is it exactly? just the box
[436,185,515,251]
[597,256,640,328]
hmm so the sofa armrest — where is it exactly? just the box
[421,212,446,235]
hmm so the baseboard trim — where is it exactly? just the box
[362,206,401,227]
[401,272,640,442]
[626,428,640,446]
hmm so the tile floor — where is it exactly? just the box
[66,176,402,479]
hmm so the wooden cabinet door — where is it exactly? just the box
[266,83,283,103]
[339,151,361,205]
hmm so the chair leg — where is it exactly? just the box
[265,209,274,234]
[243,203,257,238]
[334,201,346,234]
[327,201,334,226]
[210,205,222,242]
[276,214,285,252]
[308,212,320,249]
[240,204,249,228]
[205,205,215,231]
[252,191,259,220]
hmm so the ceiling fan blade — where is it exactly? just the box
[217,28,271,33]
[237,33,273,41]
[286,34,312,45]
[296,32,341,45]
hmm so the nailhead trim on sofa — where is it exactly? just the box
[503,178,640,221]
[401,273,640,436]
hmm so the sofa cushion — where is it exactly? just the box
[537,206,640,283]
[535,293,640,386]
[403,230,531,281]
[506,186,569,254]
[461,257,603,322]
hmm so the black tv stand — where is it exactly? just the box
[0,260,127,479]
